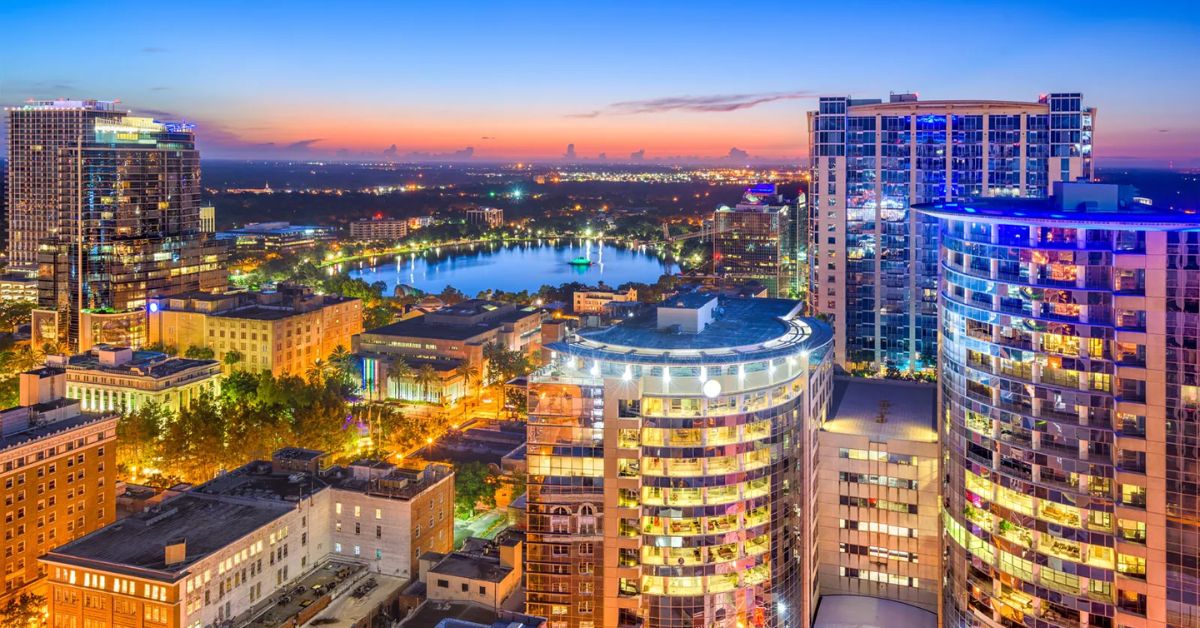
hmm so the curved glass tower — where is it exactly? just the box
[922,186,1200,628]
[525,295,833,628]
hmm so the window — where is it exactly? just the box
[436,579,448,588]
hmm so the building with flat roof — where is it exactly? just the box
[355,300,543,404]
[812,595,936,628]
[528,294,834,627]
[712,184,805,298]
[398,599,544,628]
[572,285,637,315]
[0,367,116,608]
[809,92,1095,374]
[148,285,363,377]
[465,207,503,229]
[215,222,335,252]
[921,184,1200,627]
[417,532,524,612]
[41,449,453,628]
[55,345,221,413]
[350,217,409,242]
[816,377,939,613]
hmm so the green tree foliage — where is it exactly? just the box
[184,345,215,360]
[0,592,44,628]
[0,301,35,333]
[116,402,170,476]
[454,461,497,518]
[223,349,244,366]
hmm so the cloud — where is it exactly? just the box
[481,136,495,140]
[570,91,813,118]
[285,138,323,151]
[141,47,168,54]
[383,144,398,157]
[150,86,171,92]
[727,147,749,160]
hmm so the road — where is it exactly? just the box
[453,508,508,548]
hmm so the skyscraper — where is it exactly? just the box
[4,100,228,351]
[808,92,1095,374]
[526,294,833,627]
[922,184,1200,627]
[712,184,806,299]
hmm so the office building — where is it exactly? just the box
[526,294,833,627]
[147,285,363,377]
[922,183,1199,627]
[5,100,229,352]
[465,207,504,229]
[712,184,806,298]
[0,368,116,607]
[355,300,543,404]
[815,378,940,613]
[198,205,216,234]
[572,285,637,315]
[41,448,453,628]
[0,273,37,303]
[808,92,1095,374]
[56,345,221,413]
[215,221,335,252]
[350,217,409,242]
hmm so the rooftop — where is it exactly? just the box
[1,410,111,453]
[551,296,831,365]
[65,348,218,379]
[823,377,937,443]
[399,600,543,628]
[813,595,936,628]
[916,183,1200,227]
[427,553,512,583]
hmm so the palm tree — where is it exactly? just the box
[385,356,414,401]
[306,359,329,385]
[415,364,440,403]
[454,361,480,407]
[328,345,355,385]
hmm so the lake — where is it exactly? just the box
[346,240,679,297]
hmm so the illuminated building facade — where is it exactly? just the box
[808,93,1095,374]
[922,184,1200,627]
[6,100,229,351]
[712,184,806,299]
[526,294,833,627]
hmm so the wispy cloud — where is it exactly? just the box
[569,91,813,118]
[285,138,323,151]
[141,47,168,54]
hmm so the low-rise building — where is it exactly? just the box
[465,207,503,229]
[148,286,363,377]
[350,217,409,242]
[417,532,524,612]
[407,216,435,230]
[0,367,116,608]
[816,377,940,613]
[571,285,637,315]
[354,300,542,404]
[216,222,336,252]
[55,345,221,413]
[41,449,453,628]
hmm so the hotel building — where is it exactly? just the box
[922,184,1200,627]
[5,100,229,352]
[147,286,363,377]
[56,345,221,414]
[815,377,940,613]
[349,217,409,242]
[0,368,116,607]
[808,92,1095,374]
[712,184,805,299]
[526,293,833,627]
[41,448,453,628]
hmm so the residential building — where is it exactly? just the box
[355,300,543,404]
[55,345,221,413]
[808,92,1095,374]
[815,378,940,613]
[0,367,116,607]
[41,448,453,628]
[417,531,524,611]
[408,215,435,230]
[215,221,336,252]
[350,217,409,242]
[712,184,805,298]
[147,285,363,377]
[572,285,637,315]
[922,183,1199,627]
[465,207,504,229]
[198,205,216,234]
[527,294,834,627]
[6,100,229,352]
[0,273,37,303]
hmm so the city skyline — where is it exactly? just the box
[1,0,1198,165]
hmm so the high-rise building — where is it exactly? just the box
[922,184,1200,627]
[0,367,117,607]
[526,293,833,627]
[808,92,1095,374]
[713,184,806,299]
[5,100,229,351]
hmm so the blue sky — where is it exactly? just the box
[1,0,1197,163]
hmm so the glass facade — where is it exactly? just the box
[526,297,833,627]
[808,93,1095,375]
[923,193,1200,628]
[712,189,805,299]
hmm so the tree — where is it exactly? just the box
[223,349,244,368]
[0,301,34,333]
[160,393,227,482]
[328,345,356,386]
[184,345,215,360]
[415,364,440,403]
[438,286,467,305]
[307,358,330,385]
[454,361,480,405]
[385,356,414,401]
[116,402,171,478]
[364,304,394,330]
[455,461,497,518]
[0,592,44,628]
